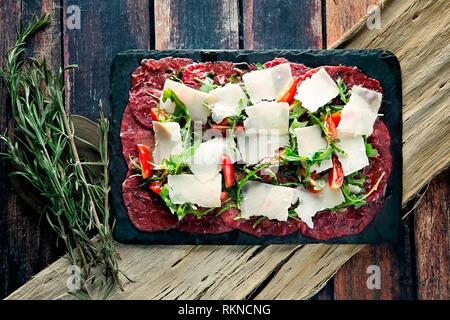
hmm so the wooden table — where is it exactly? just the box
[1,0,448,300]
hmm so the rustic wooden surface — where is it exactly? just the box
[1,0,449,300]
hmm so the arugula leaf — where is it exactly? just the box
[309,112,346,156]
[228,74,241,83]
[365,142,379,158]
[289,100,306,120]
[160,184,177,215]
[333,183,366,210]
[198,76,216,93]
[255,62,265,70]
[345,172,365,187]
[252,216,266,228]
[169,74,183,83]
[229,98,246,132]
[235,163,271,208]
[161,88,191,123]
[336,77,350,104]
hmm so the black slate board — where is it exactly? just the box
[110,49,402,245]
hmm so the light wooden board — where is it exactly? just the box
[6,0,450,300]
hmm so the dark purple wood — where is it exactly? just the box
[62,0,152,118]
[0,0,63,299]
[242,0,323,49]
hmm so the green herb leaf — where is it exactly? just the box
[255,62,265,70]
[289,101,306,120]
[365,142,379,158]
[198,76,216,93]
[336,77,350,104]
[345,172,366,187]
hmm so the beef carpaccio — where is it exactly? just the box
[120,56,392,240]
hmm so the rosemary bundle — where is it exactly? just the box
[0,14,122,298]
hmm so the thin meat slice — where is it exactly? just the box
[129,57,193,128]
[120,104,154,166]
[178,213,233,234]
[220,209,301,237]
[182,61,243,89]
[128,84,161,129]
[122,172,178,232]
[263,57,311,78]
[298,65,383,93]
[131,57,193,89]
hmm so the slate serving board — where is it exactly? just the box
[110,49,402,245]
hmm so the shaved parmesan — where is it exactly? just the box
[294,183,345,228]
[240,181,295,221]
[295,68,339,112]
[187,138,239,182]
[242,63,293,104]
[209,84,248,123]
[160,79,217,124]
[244,101,290,135]
[310,159,332,173]
[337,85,383,136]
[294,125,328,157]
[152,121,182,165]
[167,174,222,208]
[336,134,369,176]
[237,132,289,165]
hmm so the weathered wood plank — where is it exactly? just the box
[154,0,239,49]
[414,169,450,300]
[63,0,151,118]
[331,1,450,298]
[255,245,363,300]
[0,0,64,299]
[327,0,414,300]
[6,245,303,300]
[242,0,323,49]
[334,220,414,299]
[325,0,379,47]
[330,0,450,202]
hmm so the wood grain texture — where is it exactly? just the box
[334,220,414,299]
[255,245,363,300]
[330,0,450,202]
[326,0,379,47]
[6,245,299,299]
[63,0,151,118]
[414,169,450,300]
[243,0,323,49]
[154,0,239,49]
[4,0,450,301]
[326,0,414,300]
[0,0,64,299]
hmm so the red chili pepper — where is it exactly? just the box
[330,111,341,126]
[149,181,162,195]
[307,183,323,194]
[220,191,229,202]
[329,155,344,189]
[150,107,166,122]
[136,144,152,179]
[325,115,338,139]
[276,78,299,103]
[150,108,160,121]
[221,154,235,188]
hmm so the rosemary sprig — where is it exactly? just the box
[0,14,122,298]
